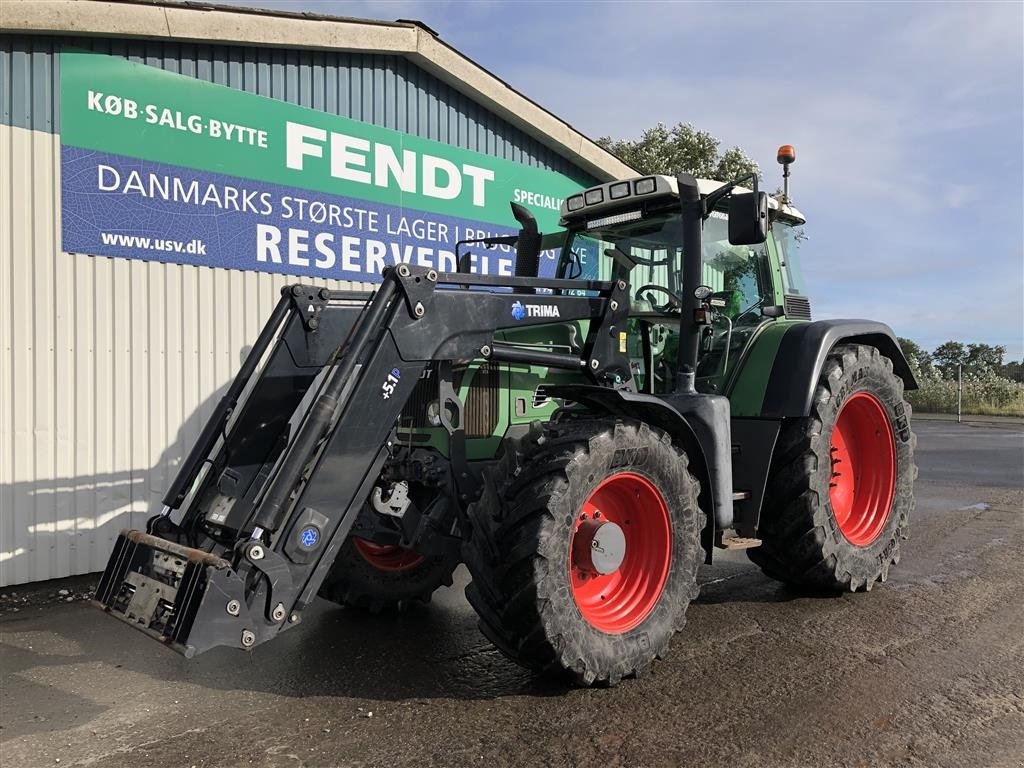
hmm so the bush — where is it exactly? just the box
[907,369,1024,417]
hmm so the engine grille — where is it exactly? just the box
[399,372,437,429]
[463,364,500,438]
[783,294,812,320]
[397,364,499,438]
[533,385,557,408]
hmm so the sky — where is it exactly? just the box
[223,0,1024,360]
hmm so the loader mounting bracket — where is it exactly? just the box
[288,284,331,331]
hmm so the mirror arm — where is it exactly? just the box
[605,247,637,276]
[703,172,759,215]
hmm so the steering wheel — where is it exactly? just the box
[634,284,682,313]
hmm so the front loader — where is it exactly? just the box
[95,147,918,685]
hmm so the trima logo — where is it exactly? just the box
[511,301,561,320]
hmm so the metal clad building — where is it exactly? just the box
[0,0,631,586]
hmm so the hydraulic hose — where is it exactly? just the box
[252,277,398,533]
[162,292,292,509]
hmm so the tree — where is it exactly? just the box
[897,337,933,376]
[999,359,1024,382]
[965,343,1005,376]
[931,341,966,378]
[931,340,1006,379]
[597,122,759,181]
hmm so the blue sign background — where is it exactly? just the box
[60,146,535,282]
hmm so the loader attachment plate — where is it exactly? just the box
[94,529,244,657]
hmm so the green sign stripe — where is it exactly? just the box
[59,52,582,231]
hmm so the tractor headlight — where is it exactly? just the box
[566,195,585,212]
[426,400,442,427]
[634,177,657,195]
[609,182,630,199]
[584,188,604,205]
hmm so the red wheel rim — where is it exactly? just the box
[828,391,897,546]
[353,538,425,572]
[569,472,672,634]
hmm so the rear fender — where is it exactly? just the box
[760,320,918,418]
[545,385,732,562]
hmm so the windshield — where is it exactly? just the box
[555,210,773,320]
[773,220,806,295]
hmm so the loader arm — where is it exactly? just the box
[95,265,632,657]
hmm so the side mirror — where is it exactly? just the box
[728,192,768,245]
[510,202,542,278]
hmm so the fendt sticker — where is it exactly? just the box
[511,301,561,320]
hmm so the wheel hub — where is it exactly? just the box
[572,519,627,575]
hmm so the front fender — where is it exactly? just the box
[544,385,733,559]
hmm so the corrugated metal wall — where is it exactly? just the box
[1,34,594,181]
[0,33,596,586]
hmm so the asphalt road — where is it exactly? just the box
[2,420,1022,768]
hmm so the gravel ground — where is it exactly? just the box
[1,420,1022,768]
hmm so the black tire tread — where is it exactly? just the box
[749,344,917,591]
[464,417,703,686]
[318,536,458,613]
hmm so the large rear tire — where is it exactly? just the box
[465,418,703,686]
[318,534,458,613]
[749,344,916,591]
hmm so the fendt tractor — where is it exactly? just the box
[95,146,917,685]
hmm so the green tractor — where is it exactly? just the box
[95,146,917,686]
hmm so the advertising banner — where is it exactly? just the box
[59,52,583,281]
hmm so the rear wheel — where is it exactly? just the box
[749,344,916,591]
[465,418,703,686]
[318,533,458,613]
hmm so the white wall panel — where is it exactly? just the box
[0,30,600,586]
[0,123,368,586]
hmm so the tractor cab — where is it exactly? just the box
[549,173,807,397]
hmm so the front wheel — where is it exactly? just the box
[465,418,704,686]
[749,344,916,591]
[318,533,458,613]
